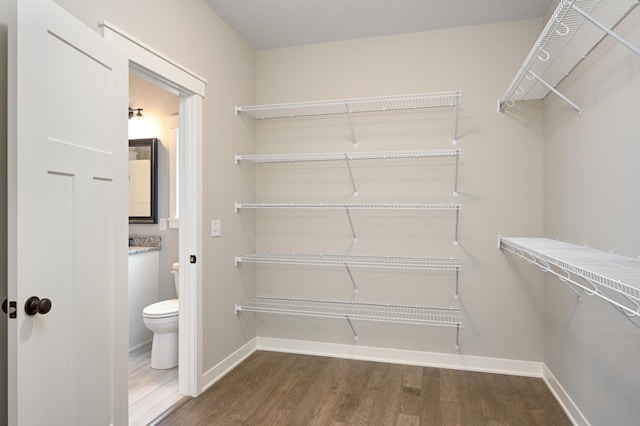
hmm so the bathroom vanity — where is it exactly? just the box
[128,246,160,351]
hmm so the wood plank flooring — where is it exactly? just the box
[129,345,184,426]
[159,351,571,426]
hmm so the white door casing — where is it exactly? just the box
[7,0,129,424]
[100,21,206,397]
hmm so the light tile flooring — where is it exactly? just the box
[129,345,184,426]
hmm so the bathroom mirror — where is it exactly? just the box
[129,138,158,224]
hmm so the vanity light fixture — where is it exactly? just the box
[128,107,144,120]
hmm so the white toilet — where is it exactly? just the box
[143,262,179,369]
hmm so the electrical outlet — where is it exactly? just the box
[211,219,221,237]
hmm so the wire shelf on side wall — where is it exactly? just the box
[499,0,640,113]
[499,236,640,321]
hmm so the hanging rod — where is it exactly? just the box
[499,0,640,112]
[235,91,461,119]
[499,236,640,322]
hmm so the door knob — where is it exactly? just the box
[24,297,52,316]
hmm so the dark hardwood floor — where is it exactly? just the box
[159,351,571,426]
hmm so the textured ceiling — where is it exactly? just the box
[202,0,553,50]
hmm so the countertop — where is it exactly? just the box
[128,246,161,255]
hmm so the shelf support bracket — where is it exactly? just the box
[345,316,359,341]
[454,269,460,300]
[453,150,460,196]
[527,71,581,114]
[570,2,640,58]
[452,93,460,145]
[344,154,358,196]
[345,264,358,294]
[345,208,358,242]
[453,205,460,246]
[455,324,460,350]
[345,102,358,148]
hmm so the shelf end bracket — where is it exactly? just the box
[527,71,581,114]
[345,208,358,242]
[346,316,359,341]
[345,102,358,148]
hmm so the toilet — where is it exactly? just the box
[143,262,179,369]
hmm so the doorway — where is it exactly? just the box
[99,20,206,402]
[127,72,182,425]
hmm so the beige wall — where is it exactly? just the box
[543,7,640,425]
[251,20,546,360]
[50,0,257,379]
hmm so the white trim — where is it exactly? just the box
[98,21,206,97]
[256,337,543,377]
[542,364,589,426]
[201,339,258,393]
[178,95,203,397]
[100,22,205,397]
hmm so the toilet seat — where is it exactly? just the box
[143,299,179,319]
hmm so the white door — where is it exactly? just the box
[7,0,129,424]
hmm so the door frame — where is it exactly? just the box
[99,21,206,397]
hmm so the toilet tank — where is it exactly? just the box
[171,262,179,297]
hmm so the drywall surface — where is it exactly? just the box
[543,7,640,425]
[250,20,546,361]
[52,0,257,387]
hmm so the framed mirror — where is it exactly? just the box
[129,138,158,224]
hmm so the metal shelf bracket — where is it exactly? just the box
[345,102,358,148]
[345,316,359,341]
[344,154,358,196]
[344,207,358,242]
[526,71,581,115]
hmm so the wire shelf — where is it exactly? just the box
[235,91,461,120]
[235,253,462,271]
[499,0,639,112]
[235,297,462,328]
[235,149,460,164]
[235,202,462,211]
[500,237,640,303]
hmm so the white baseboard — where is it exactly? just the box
[200,338,258,394]
[256,337,543,377]
[128,340,152,355]
[542,364,589,426]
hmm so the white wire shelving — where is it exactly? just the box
[235,253,461,270]
[235,252,462,297]
[235,202,462,245]
[235,149,462,196]
[499,236,640,324]
[234,297,462,347]
[236,91,462,145]
[498,0,640,113]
